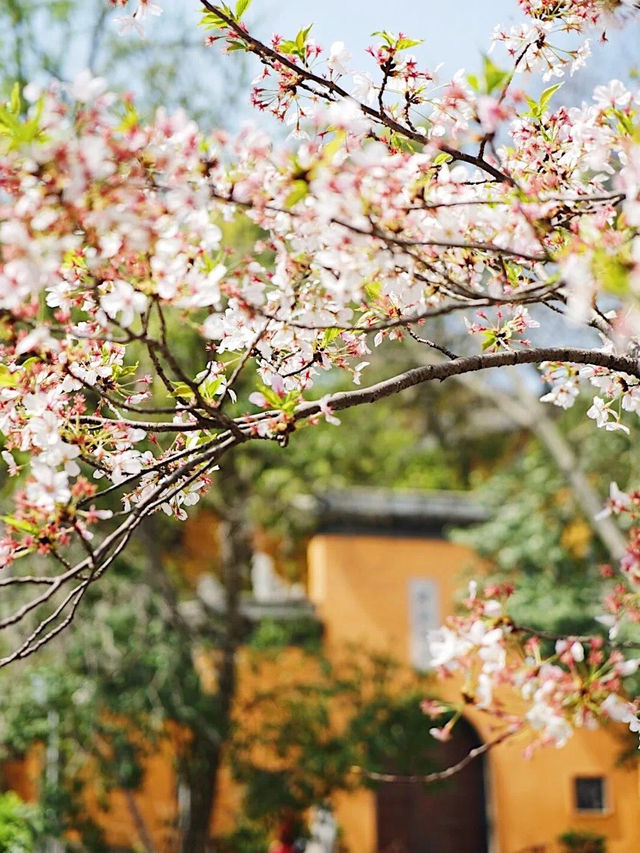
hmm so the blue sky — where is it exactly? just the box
[258,0,519,74]
[252,0,639,80]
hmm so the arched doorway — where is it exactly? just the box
[375,718,489,853]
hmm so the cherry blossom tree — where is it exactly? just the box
[1,0,640,763]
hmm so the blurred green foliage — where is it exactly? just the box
[0,792,43,853]
[230,651,447,828]
[453,399,640,634]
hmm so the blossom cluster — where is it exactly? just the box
[427,582,640,751]
[540,360,640,434]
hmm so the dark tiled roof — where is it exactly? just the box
[311,488,487,537]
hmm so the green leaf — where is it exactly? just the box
[20,357,41,371]
[296,24,313,52]
[372,30,395,48]
[9,83,20,116]
[111,363,138,381]
[200,8,229,30]
[433,151,453,166]
[200,250,224,275]
[523,84,563,120]
[0,365,16,388]
[0,106,19,133]
[200,376,223,402]
[482,55,510,95]
[258,385,283,407]
[467,73,480,93]
[481,330,497,352]
[169,382,195,399]
[371,31,422,51]
[0,516,38,535]
[117,101,139,133]
[396,37,423,51]
[389,131,417,153]
[279,390,302,415]
[364,280,381,302]
[539,82,563,113]
[279,39,299,55]
[593,250,629,297]
[279,30,312,61]
[0,87,45,150]
[524,95,540,117]
[235,0,252,19]
[322,328,341,347]
[285,180,309,209]
[320,130,346,164]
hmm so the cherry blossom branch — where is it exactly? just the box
[0,432,243,664]
[359,726,519,784]
[0,2,638,755]
[0,582,89,667]
[335,217,548,263]
[405,326,458,360]
[403,192,625,211]
[199,1,514,185]
[77,416,209,433]
[243,292,561,334]
[77,432,234,508]
[13,349,617,658]
[217,319,271,409]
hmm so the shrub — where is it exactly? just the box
[558,829,607,853]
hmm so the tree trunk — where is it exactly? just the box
[178,741,220,853]
[179,473,253,853]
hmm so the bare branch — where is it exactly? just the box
[293,347,640,422]
[358,727,519,784]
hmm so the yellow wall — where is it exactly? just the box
[307,532,640,853]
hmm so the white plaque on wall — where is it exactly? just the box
[408,578,440,670]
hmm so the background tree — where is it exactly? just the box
[453,398,640,637]
[0,0,243,121]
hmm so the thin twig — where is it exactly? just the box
[359,727,518,784]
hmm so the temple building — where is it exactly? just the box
[306,490,640,853]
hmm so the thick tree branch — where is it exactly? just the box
[293,347,640,422]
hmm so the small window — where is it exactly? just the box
[574,776,607,813]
